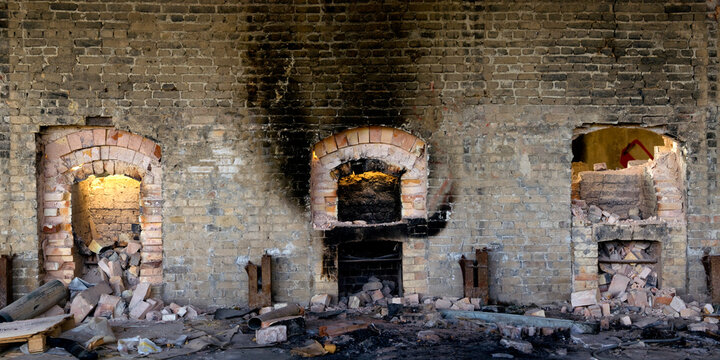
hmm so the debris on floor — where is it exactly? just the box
[1,271,720,359]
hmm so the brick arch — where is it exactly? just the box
[39,128,163,284]
[310,126,428,229]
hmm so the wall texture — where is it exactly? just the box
[0,0,719,306]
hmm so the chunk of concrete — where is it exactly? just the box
[571,289,597,308]
[404,293,420,305]
[680,308,700,319]
[417,330,440,342]
[256,325,287,345]
[669,296,686,312]
[703,303,715,314]
[348,296,360,309]
[125,241,142,255]
[95,294,122,318]
[362,282,383,291]
[688,322,719,332]
[500,338,533,354]
[601,303,611,317]
[129,300,152,320]
[435,299,452,310]
[524,308,545,317]
[608,274,631,297]
[311,294,331,307]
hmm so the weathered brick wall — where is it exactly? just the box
[0,0,9,258]
[1,0,719,305]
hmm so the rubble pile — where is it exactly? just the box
[64,277,201,324]
[52,235,203,323]
[598,240,659,293]
[310,277,424,313]
[571,200,658,225]
[572,281,718,332]
[75,233,144,290]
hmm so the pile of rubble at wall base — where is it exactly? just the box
[308,277,486,315]
[44,236,201,324]
[63,279,201,324]
[571,286,719,332]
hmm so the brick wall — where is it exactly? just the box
[0,0,719,305]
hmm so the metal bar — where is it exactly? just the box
[440,310,597,334]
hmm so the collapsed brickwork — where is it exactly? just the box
[0,1,718,307]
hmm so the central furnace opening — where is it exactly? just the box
[335,159,404,224]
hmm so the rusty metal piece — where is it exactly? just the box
[245,254,272,309]
[709,255,720,303]
[248,303,304,330]
[459,248,489,305]
[0,255,12,309]
[318,320,369,337]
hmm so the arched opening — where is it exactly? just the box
[571,127,683,221]
[572,127,666,171]
[38,128,163,286]
[570,126,688,299]
[310,126,427,229]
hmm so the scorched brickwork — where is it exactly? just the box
[0,0,718,306]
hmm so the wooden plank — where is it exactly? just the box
[0,314,73,344]
[246,262,259,308]
[0,255,11,308]
[27,334,47,353]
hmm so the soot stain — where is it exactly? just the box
[242,2,418,208]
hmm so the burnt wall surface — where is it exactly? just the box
[0,0,719,305]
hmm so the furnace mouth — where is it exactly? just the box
[334,159,404,224]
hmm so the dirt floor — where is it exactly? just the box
[3,308,720,360]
